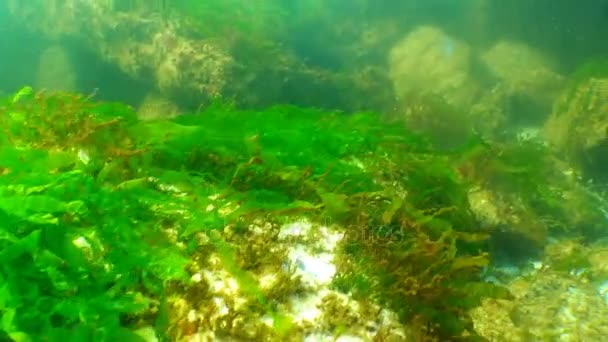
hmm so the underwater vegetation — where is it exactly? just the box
[1,87,606,341]
[544,59,608,184]
[2,1,608,340]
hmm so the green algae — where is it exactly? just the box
[0,88,605,341]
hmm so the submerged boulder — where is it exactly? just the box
[389,26,479,110]
[544,77,608,180]
[137,92,181,120]
[480,40,564,108]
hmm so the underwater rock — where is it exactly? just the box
[467,186,548,250]
[166,219,409,341]
[7,0,233,102]
[509,272,608,340]
[390,92,473,149]
[386,26,542,143]
[150,29,233,98]
[470,298,523,341]
[472,242,608,341]
[467,84,510,138]
[137,92,180,120]
[544,77,608,181]
[480,41,564,107]
[388,26,479,110]
[467,187,504,228]
[387,26,493,146]
[467,41,565,133]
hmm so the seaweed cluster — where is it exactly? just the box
[0,85,606,340]
[0,88,481,340]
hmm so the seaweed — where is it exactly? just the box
[4,87,601,340]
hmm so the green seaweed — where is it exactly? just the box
[0,87,605,340]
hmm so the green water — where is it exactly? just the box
[1,1,608,341]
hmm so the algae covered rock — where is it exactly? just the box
[472,270,608,341]
[458,135,607,253]
[7,0,234,103]
[389,26,479,110]
[387,30,566,143]
[137,92,181,121]
[472,238,608,341]
[387,26,482,148]
[480,40,564,107]
[465,40,564,136]
[544,77,608,180]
